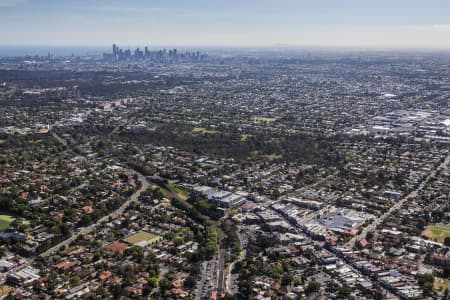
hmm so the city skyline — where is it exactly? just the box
[1,0,450,49]
[2,1,450,299]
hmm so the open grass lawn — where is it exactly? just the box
[0,140,5,145]
[266,153,283,162]
[192,127,218,134]
[252,117,276,122]
[423,224,450,243]
[0,214,15,231]
[435,277,450,291]
[167,183,190,200]
[154,184,185,201]
[29,139,44,144]
[124,231,160,245]
[240,134,251,142]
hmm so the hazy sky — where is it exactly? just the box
[1,0,450,48]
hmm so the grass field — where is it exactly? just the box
[252,117,276,122]
[29,139,44,144]
[192,127,218,134]
[240,134,251,141]
[0,140,5,145]
[124,231,161,245]
[266,154,283,162]
[423,224,450,243]
[167,183,190,200]
[0,214,15,231]
[435,277,450,291]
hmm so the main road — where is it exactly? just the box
[345,153,450,249]
[216,226,226,298]
[225,227,247,295]
[42,130,150,257]
[40,171,149,257]
[0,127,150,283]
[0,171,149,285]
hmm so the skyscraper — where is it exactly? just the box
[112,44,118,61]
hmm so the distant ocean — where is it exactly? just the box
[0,46,109,57]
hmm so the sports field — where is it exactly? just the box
[252,117,276,122]
[435,277,450,291]
[124,231,161,245]
[192,127,218,134]
[266,153,283,162]
[240,134,251,141]
[423,224,450,243]
[0,214,15,231]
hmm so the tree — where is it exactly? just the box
[238,279,254,298]
[124,246,144,261]
[418,273,434,297]
[282,273,294,285]
[419,273,434,286]
[147,277,158,288]
[337,285,353,298]
[443,267,450,279]
[78,214,92,227]
[423,281,433,296]
[71,275,81,286]
[173,237,184,246]
[159,278,171,291]
[444,237,450,247]
[184,276,196,289]
[305,280,321,295]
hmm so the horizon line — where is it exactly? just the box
[1,44,450,51]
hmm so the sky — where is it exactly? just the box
[1,0,450,49]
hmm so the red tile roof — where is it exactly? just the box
[105,241,128,253]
